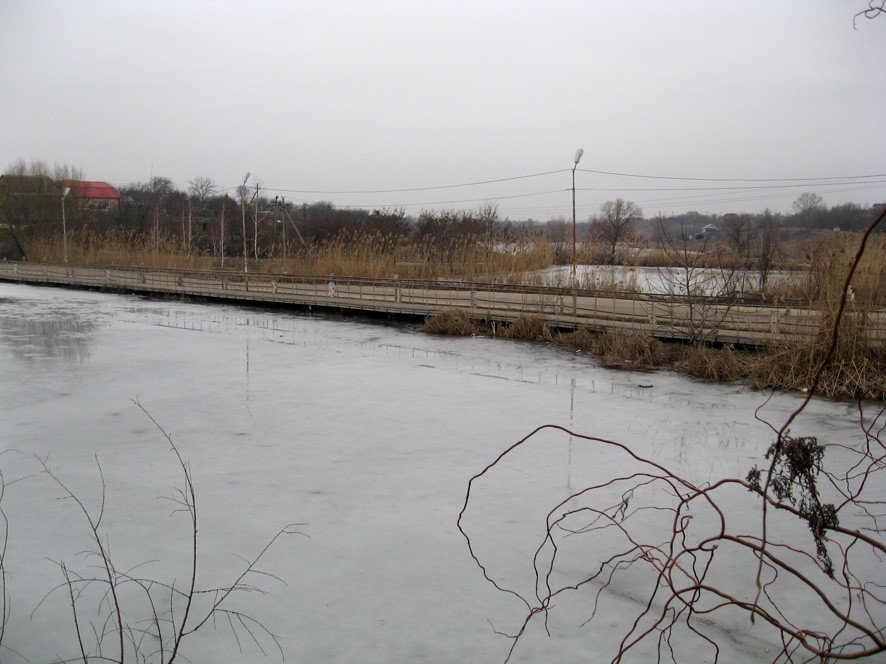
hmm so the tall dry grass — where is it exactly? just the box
[498,314,553,341]
[27,229,554,282]
[26,229,217,270]
[267,232,553,281]
[555,329,678,371]
[747,230,885,399]
[423,309,477,336]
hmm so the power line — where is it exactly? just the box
[260,169,569,195]
[327,188,569,209]
[577,167,886,183]
[636,184,886,212]
[211,165,885,213]
[494,182,886,215]
[296,181,884,214]
[220,167,885,197]
[575,179,886,193]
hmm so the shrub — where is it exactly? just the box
[676,343,747,381]
[747,229,885,399]
[556,327,597,353]
[596,330,669,370]
[500,315,551,341]
[423,309,477,336]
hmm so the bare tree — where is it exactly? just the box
[593,199,641,264]
[187,176,216,213]
[720,213,754,264]
[476,201,500,233]
[218,198,227,264]
[149,177,175,250]
[185,196,193,255]
[792,192,825,215]
[755,209,780,295]
[51,163,84,183]
[1,159,81,236]
[654,217,740,343]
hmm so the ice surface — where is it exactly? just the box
[0,282,880,663]
[535,264,798,294]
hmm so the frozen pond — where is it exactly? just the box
[0,283,880,663]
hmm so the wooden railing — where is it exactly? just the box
[1,260,883,347]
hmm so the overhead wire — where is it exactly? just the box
[576,179,886,193]
[496,182,886,216]
[259,169,569,195]
[576,167,886,183]
[212,165,886,215]
[320,188,568,210]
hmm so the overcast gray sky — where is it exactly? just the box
[1,1,884,220]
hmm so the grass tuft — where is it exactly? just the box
[500,315,552,341]
[423,309,477,336]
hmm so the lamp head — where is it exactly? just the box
[574,148,584,165]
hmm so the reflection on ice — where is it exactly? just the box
[0,307,96,362]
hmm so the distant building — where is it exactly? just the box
[63,180,121,211]
[693,224,718,241]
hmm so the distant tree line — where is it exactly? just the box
[0,161,522,261]
[1,159,881,266]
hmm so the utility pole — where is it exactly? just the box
[219,198,226,266]
[277,195,286,258]
[253,181,260,261]
[240,172,250,280]
[61,186,70,265]
[572,147,584,285]
[186,195,193,256]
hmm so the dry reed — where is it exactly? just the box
[676,343,746,381]
[594,330,671,370]
[28,229,555,282]
[423,309,477,336]
[747,230,885,399]
[499,315,552,341]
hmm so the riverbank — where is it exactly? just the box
[423,310,885,400]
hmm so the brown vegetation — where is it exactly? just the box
[422,309,477,336]
[556,328,744,379]
[498,315,552,341]
[27,228,555,282]
[747,228,885,399]
[593,330,671,370]
[676,342,745,381]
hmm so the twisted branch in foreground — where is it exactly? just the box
[459,214,885,663]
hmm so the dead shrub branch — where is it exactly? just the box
[33,400,306,664]
[459,213,885,662]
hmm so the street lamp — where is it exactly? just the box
[572,147,584,284]
[240,172,250,279]
[61,185,71,265]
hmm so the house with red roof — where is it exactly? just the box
[63,180,121,211]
